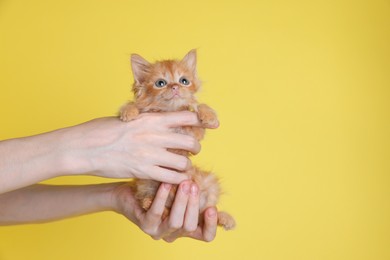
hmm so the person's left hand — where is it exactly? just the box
[113,181,218,242]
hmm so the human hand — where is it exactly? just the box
[0,112,213,193]
[63,112,213,184]
[113,181,218,242]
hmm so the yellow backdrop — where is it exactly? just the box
[1,0,389,259]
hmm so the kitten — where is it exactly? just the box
[120,50,235,230]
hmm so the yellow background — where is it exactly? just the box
[1,0,389,259]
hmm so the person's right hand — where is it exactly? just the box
[63,111,212,184]
[113,181,218,242]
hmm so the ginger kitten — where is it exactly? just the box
[120,50,235,230]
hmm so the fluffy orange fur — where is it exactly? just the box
[120,50,235,230]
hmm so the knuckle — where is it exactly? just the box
[151,235,161,241]
[168,220,183,230]
[203,235,215,243]
[163,237,175,243]
[142,227,154,236]
[141,224,158,237]
[148,210,161,220]
[186,136,198,150]
[137,113,155,122]
[136,164,147,174]
[135,166,150,179]
[184,223,197,233]
[178,157,190,171]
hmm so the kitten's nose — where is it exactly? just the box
[171,85,179,91]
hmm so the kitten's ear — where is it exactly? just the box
[181,49,197,73]
[131,54,151,84]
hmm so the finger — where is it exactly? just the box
[153,151,192,172]
[161,111,201,128]
[145,183,172,223]
[183,183,200,232]
[201,207,218,242]
[182,226,204,241]
[140,132,201,155]
[141,183,171,238]
[149,166,189,184]
[161,228,184,243]
[165,205,216,243]
[160,133,201,155]
[166,181,191,231]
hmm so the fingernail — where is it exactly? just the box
[190,183,198,196]
[163,183,172,190]
[181,182,190,194]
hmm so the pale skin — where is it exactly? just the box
[0,112,218,242]
[0,112,204,194]
[0,182,218,242]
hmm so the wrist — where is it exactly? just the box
[94,182,124,212]
[55,117,127,177]
[55,126,96,176]
[109,182,130,214]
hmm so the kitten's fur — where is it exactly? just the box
[120,50,235,230]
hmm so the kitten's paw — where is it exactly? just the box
[142,198,153,211]
[218,211,236,231]
[120,105,139,122]
[197,104,219,128]
[192,127,205,141]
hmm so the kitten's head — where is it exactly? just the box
[130,50,200,112]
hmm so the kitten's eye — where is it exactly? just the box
[155,79,167,88]
[179,77,190,86]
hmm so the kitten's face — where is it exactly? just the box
[131,50,200,111]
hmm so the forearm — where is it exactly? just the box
[0,128,80,194]
[0,183,120,225]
